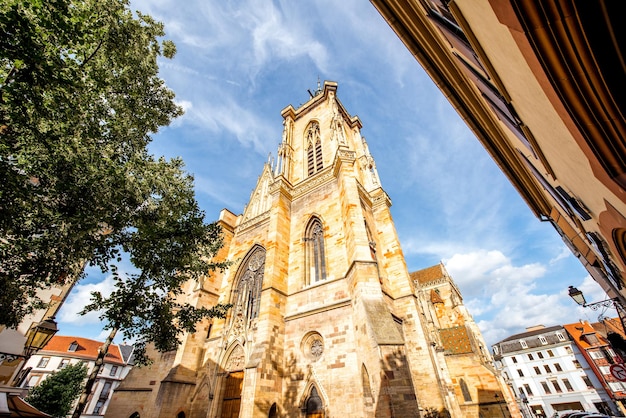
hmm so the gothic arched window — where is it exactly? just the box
[232,247,266,323]
[305,218,326,285]
[460,378,472,402]
[306,121,323,176]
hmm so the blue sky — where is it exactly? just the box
[56,0,614,347]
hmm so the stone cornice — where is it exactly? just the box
[234,210,271,234]
[291,167,335,201]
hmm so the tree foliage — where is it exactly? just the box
[0,0,229,328]
[0,0,230,357]
[26,363,88,418]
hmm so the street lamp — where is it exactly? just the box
[23,317,58,357]
[11,317,58,386]
[568,286,626,334]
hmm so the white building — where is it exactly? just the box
[21,336,134,417]
[492,325,617,417]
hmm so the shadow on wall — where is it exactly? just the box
[476,388,511,418]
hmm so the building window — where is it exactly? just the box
[305,121,323,176]
[231,246,266,325]
[26,375,41,388]
[524,384,533,396]
[503,371,509,380]
[563,378,574,392]
[551,379,562,393]
[589,350,604,359]
[68,341,78,352]
[585,334,600,345]
[305,217,327,285]
[556,332,566,341]
[554,363,562,372]
[520,340,528,348]
[547,349,555,357]
[528,353,534,360]
[58,359,70,369]
[93,400,105,414]
[581,376,594,388]
[539,336,548,345]
[541,381,551,394]
[565,346,573,354]
[512,356,518,364]
[493,346,499,355]
[534,366,541,375]
[110,365,118,376]
[537,351,544,359]
[100,381,112,399]
[517,369,524,377]
[573,359,581,368]
[600,366,611,375]
[36,357,49,368]
[460,378,472,402]
[544,365,552,373]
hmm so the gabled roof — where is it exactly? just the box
[39,336,126,365]
[410,264,445,285]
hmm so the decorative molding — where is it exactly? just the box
[292,169,335,200]
[285,299,351,322]
[235,210,271,234]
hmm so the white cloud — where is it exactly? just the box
[549,245,571,265]
[58,275,116,325]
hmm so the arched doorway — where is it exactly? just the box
[221,371,244,418]
[305,386,324,418]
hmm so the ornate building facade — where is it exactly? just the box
[106,81,515,418]
[370,0,626,307]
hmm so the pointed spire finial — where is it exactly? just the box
[307,77,324,98]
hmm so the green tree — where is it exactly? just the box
[1,1,232,411]
[26,363,88,418]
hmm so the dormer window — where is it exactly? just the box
[68,341,78,352]
[520,340,528,349]
[539,336,548,345]
[556,332,566,341]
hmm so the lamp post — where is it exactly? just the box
[568,286,626,334]
[11,317,58,386]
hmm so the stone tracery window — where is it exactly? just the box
[232,247,266,327]
[306,121,323,176]
[305,217,326,285]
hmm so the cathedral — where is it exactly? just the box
[105,81,518,418]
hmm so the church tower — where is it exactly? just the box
[106,81,515,418]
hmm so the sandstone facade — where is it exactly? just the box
[106,81,518,418]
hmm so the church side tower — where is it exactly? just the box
[106,81,512,418]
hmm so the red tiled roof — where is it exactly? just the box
[563,322,607,350]
[39,336,124,365]
[410,264,444,285]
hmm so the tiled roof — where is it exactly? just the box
[439,326,473,354]
[563,322,607,349]
[39,336,125,365]
[410,264,444,285]
[498,325,563,343]
[494,325,568,355]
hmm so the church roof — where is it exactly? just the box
[409,264,444,285]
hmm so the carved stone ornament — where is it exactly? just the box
[226,345,246,371]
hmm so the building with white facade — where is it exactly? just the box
[21,336,134,417]
[492,325,617,417]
